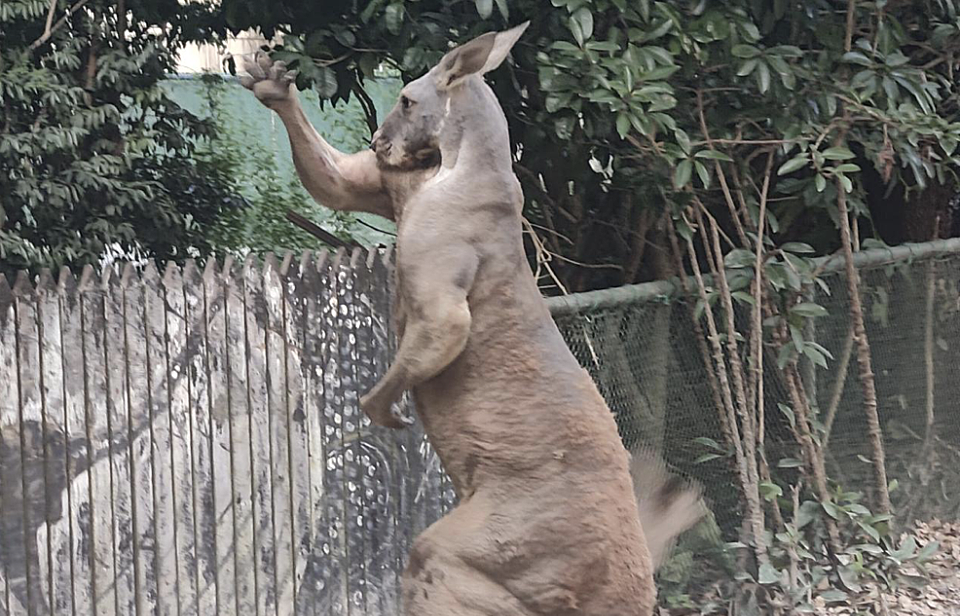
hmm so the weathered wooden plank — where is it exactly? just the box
[367,248,406,611]
[264,255,295,616]
[143,262,178,616]
[282,255,311,614]
[243,256,278,616]
[103,268,137,615]
[0,274,29,616]
[203,260,236,616]
[320,250,349,616]
[349,250,386,611]
[0,278,7,614]
[36,271,72,616]
[296,251,334,616]
[359,248,402,611]
[223,258,257,615]
[78,267,118,616]
[336,250,368,616]
[122,264,159,616]
[183,261,218,614]
[163,263,199,616]
[57,269,94,616]
[0,286,6,616]
[14,273,51,616]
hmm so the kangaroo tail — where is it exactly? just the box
[628,449,707,570]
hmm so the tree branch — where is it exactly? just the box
[29,0,94,51]
[285,210,352,249]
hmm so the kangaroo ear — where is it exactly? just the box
[435,21,529,90]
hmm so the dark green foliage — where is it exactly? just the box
[219,0,960,292]
[179,74,396,256]
[0,0,244,278]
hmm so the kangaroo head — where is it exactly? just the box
[371,22,529,171]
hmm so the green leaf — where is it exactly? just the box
[731,44,761,59]
[820,590,849,603]
[759,481,783,501]
[757,61,771,93]
[694,149,733,162]
[822,146,855,160]
[891,536,918,561]
[790,302,828,318]
[494,0,509,19]
[639,65,680,81]
[694,160,710,188]
[838,566,862,592]
[797,501,821,529]
[384,3,404,34]
[737,58,759,77]
[777,341,795,369]
[837,173,853,193]
[640,19,674,43]
[674,128,691,155]
[694,453,723,464]
[674,159,692,189]
[758,563,780,585]
[725,248,755,268]
[778,154,809,176]
[616,113,632,139]
[916,541,940,562]
[778,457,803,468]
[315,67,338,98]
[821,500,840,519]
[806,341,834,360]
[815,173,827,192]
[475,0,493,18]
[780,68,796,90]
[803,344,828,368]
[842,51,872,66]
[694,436,724,451]
[360,0,387,23]
[334,29,356,47]
[778,403,796,427]
[629,113,653,136]
[570,7,594,45]
[781,242,814,254]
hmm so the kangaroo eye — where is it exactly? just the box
[400,96,413,110]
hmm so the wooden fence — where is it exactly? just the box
[0,248,453,616]
[2,239,959,616]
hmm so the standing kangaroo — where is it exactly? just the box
[243,23,703,615]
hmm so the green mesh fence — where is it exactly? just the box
[548,239,960,542]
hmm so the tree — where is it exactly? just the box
[218,0,960,294]
[0,0,245,279]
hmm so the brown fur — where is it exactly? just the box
[242,25,702,615]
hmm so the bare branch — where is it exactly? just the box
[696,89,751,245]
[822,326,855,446]
[285,210,353,249]
[29,0,94,51]
[836,176,892,515]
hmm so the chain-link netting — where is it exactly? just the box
[551,244,960,544]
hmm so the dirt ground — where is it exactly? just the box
[816,519,960,616]
[659,519,960,615]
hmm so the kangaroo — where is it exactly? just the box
[242,23,703,615]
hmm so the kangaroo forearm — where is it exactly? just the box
[274,100,393,219]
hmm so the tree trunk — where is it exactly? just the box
[836,187,892,515]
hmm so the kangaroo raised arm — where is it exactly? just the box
[240,54,393,220]
[244,24,703,616]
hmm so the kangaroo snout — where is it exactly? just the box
[371,136,391,155]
